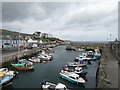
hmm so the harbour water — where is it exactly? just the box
[5,45,99,89]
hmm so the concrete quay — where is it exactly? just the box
[96,46,118,88]
[2,47,41,65]
[1,44,60,65]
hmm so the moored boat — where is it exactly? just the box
[0,68,16,87]
[28,57,41,63]
[60,70,86,84]
[62,65,87,78]
[38,51,53,61]
[11,59,34,71]
[94,49,101,59]
[67,61,87,67]
[0,68,18,76]
[41,80,68,90]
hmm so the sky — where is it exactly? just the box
[1,1,118,41]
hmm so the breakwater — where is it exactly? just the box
[109,41,120,67]
[96,46,118,88]
[2,48,41,65]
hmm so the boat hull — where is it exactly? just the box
[60,73,85,84]
[60,74,77,83]
[68,64,87,67]
[0,75,14,87]
[12,66,33,71]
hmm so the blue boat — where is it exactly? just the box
[0,71,15,87]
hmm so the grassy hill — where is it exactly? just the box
[1,29,64,42]
[1,29,32,39]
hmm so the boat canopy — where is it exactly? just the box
[12,63,25,66]
[55,83,66,89]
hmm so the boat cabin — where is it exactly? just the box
[69,73,79,79]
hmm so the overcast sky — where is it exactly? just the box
[2,1,118,41]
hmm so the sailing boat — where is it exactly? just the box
[11,29,34,71]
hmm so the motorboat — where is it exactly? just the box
[94,49,101,58]
[11,59,34,71]
[67,61,87,67]
[62,66,87,76]
[0,68,16,87]
[28,57,41,63]
[0,68,18,76]
[38,54,50,61]
[60,70,86,84]
[41,81,68,90]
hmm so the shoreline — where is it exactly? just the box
[1,44,60,66]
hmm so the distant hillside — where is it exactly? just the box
[1,29,33,39]
[1,29,64,42]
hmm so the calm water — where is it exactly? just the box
[6,45,98,89]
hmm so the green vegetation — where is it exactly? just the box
[1,29,64,43]
[2,29,33,39]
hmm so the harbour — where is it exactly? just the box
[3,45,99,89]
[1,1,119,89]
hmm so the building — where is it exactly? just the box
[33,31,42,39]
[27,38,43,48]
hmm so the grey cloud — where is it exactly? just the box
[2,2,33,22]
[2,2,118,41]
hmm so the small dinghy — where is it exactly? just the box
[41,80,68,90]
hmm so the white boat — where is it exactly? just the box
[77,48,84,52]
[74,66,83,74]
[62,66,87,76]
[28,57,41,63]
[74,52,92,62]
[67,61,87,67]
[0,68,18,76]
[94,49,101,57]
[38,54,50,61]
[0,68,16,87]
[41,81,68,90]
[38,52,52,61]
[60,70,86,84]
